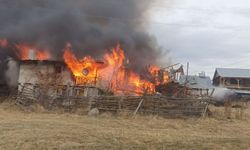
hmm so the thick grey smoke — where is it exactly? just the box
[0,0,164,71]
[4,58,19,87]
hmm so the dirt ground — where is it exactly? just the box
[0,103,249,150]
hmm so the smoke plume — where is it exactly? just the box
[0,0,164,71]
[212,87,236,102]
[4,58,19,87]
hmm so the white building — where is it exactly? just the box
[18,60,99,98]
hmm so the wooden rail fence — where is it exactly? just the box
[15,84,211,117]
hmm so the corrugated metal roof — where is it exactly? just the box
[179,75,213,89]
[215,68,250,78]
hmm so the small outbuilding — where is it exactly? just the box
[179,73,213,97]
[17,60,100,98]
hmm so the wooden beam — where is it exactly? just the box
[133,99,144,116]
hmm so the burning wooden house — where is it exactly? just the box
[15,47,158,98]
[1,38,171,98]
[62,44,163,95]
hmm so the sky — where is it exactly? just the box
[149,0,250,78]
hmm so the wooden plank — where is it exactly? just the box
[133,99,144,116]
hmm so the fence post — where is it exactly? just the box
[133,99,144,116]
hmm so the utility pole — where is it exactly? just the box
[186,62,189,83]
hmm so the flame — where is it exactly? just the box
[1,38,168,95]
[148,65,160,76]
[102,45,155,94]
[0,39,8,48]
[63,44,157,95]
[163,71,170,83]
[63,43,105,85]
[148,65,170,85]
[127,71,155,94]
[14,43,51,60]
[148,65,161,85]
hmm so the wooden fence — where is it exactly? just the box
[15,84,210,118]
[49,96,210,117]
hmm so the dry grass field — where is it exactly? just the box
[0,102,249,150]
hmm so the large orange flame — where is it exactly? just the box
[148,65,169,85]
[63,43,105,85]
[63,44,159,95]
[14,43,51,60]
[1,38,168,95]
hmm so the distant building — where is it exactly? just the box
[213,68,250,90]
[179,73,213,97]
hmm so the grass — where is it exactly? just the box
[0,103,249,150]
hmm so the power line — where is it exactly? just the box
[89,0,250,14]
[96,0,250,16]
[151,6,250,14]
[221,57,250,67]
[80,12,248,31]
